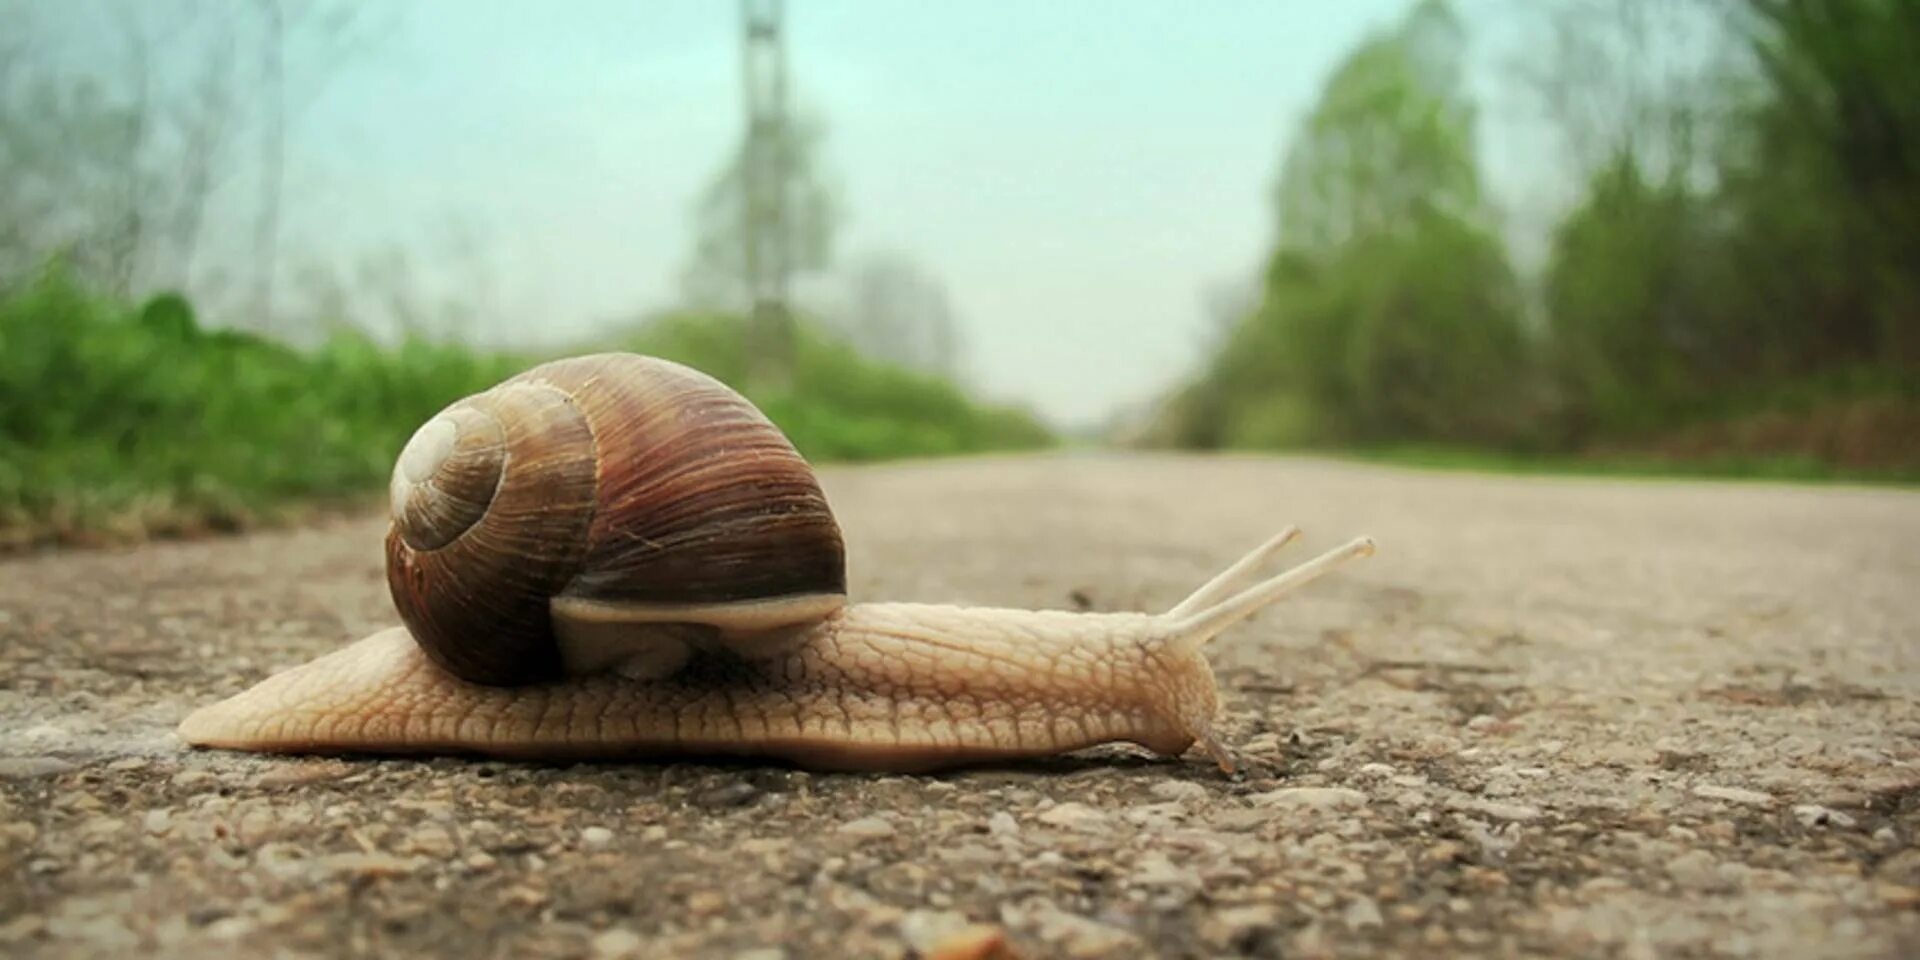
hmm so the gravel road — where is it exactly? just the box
[2,454,1917,958]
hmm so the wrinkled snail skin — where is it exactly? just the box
[178,531,1375,772]
[176,605,1218,772]
[175,351,1377,773]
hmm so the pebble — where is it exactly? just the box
[922,923,1011,960]
[1880,884,1920,909]
[837,816,896,840]
[1202,905,1279,948]
[405,824,457,857]
[320,852,419,878]
[695,781,761,809]
[1149,781,1210,803]
[1461,799,1543,822]
[1247,787,1368,811]
[591,928,644,958]
[581,826,614,848]
[1694,784,1774,807]
[0,757,78,779]
[1020,903,1140,957]
[1343,895,1384,929]
[253,761,354,788]
[141,809,171,835]
[1358,763,1396,777]
[1129,852,1200,890]
[986,811,1019,837]
[1667,849,1729,892]
[1792,804,1857,829]
[900,908,972,952]
[1037,802,1109,829]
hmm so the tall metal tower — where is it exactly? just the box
[740,0,795,384]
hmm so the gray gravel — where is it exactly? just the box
[2,454,1917,958]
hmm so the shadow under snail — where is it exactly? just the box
[178,353,1374,772]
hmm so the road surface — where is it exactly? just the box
[2,455,1917,958]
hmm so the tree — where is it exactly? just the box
[1273,0,1483,256]
[1233,0,1532,445]
[1728,0,1920,367]
[0,0,366,326]
[837,252,961,379]
[679,111,839,312]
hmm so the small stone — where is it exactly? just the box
[1879,884,1920,909]
[170,770,217,788]
[900,909,972,952]
[205,916,257,941]
[1423,840,1469,866]
[581,826,614,847]
[1792,804,1857,829]
[465,852,497,873]
[687,890,726,915]
[1343,896,1383,929]
[641,824,669,842]
[1129,852,1200,890]
[321,852,419,878]
[1693,784,1774,807]
[1211,808,1269,831]
[405,824,457,857]
[142,809,172,835]
[592,928,645,958]
[1150,781,1209,803]
[0,914,47,943]
[504,885,547,908]
[986,811,1019,837]
[1247,787,1367,811]
[253,760,354,788]
[837,816,895,840]
[1037,802,1109,829]
[696,781,761,809]
[922,923,1012,960]
[1024,903,1139,957]
[1461,799,1542,822]
[1358,763,1395,777]
[1667,849,1727,892]
[1201,905,1278,949]
[0,757,77,779]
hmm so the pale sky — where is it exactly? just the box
[45,0,1565,427]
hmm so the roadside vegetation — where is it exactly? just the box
[0,273,1047,549]
[1147,1,1919,483]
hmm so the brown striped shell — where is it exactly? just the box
[384,353,847,686]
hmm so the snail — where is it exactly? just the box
[177,353,1374,772]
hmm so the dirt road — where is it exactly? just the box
[2,455,1917,958]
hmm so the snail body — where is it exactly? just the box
[179,353,1373,772]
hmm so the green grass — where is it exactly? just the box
[1335,443,1920,487]
[0,273,1051,549]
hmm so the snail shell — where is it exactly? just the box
[384,353,846,686]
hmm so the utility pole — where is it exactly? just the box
[741,0,795,386]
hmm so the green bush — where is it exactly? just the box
[617,311,1052,462]
[0,273,1050,546]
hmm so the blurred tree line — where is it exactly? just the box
[1156,0,1919,476]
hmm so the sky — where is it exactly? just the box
[44,0,1563,427]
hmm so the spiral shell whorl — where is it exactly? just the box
[386,382,599,685]
[390,404,506,551]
